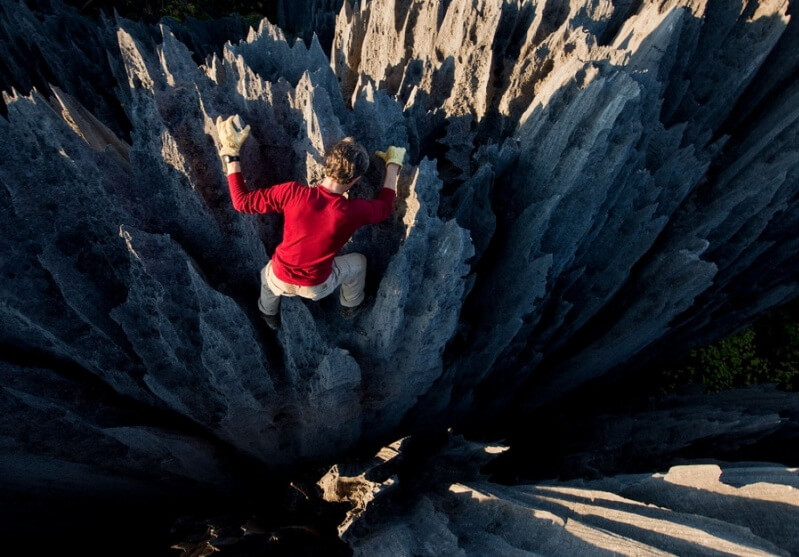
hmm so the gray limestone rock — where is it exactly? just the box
[336,0,799,414]
[0,3,797,538]
[110,225,281,460]
[1,0,474,482]
[0,360,232,495]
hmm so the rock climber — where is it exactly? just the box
[215,114,405,329]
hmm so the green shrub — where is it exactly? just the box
[659,299,799,393]
[65,0,275,24]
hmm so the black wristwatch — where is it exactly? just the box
[223,155,241,163]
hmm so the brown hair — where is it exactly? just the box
[324,137,369,184]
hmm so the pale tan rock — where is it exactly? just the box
[342,437,796,556]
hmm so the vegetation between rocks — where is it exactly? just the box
[660,299,799,392]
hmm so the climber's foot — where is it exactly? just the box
[340,304,362,319]
[260,312,280,330]
[340,296,372,319]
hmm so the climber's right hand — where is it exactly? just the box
[215,114,251,157]
[376,146,406,168]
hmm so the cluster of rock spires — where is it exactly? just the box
[1,0,798,552]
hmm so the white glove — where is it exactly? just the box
[215,114,251,156]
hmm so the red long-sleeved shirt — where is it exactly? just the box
[227,172,395,285]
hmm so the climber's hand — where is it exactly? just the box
[215,114,251,156]
[376,146,406,169]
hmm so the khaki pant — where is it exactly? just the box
[258,253,366,316]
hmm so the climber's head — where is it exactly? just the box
[324,137,369,188]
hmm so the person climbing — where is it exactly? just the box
[215,114,405,329]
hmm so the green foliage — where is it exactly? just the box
[659,299,799,393]
[64,0,277,24]
[161,1,202,21]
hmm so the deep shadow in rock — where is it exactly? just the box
[480,383,799,487]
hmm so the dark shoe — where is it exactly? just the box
[340,304,363,319]
[340,295,372,319]
[260,312,280,330]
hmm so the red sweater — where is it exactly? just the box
[227,172,395,285]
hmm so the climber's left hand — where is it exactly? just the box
[376,146,406,169]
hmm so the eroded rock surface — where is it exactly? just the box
[336,395,799,556]
[0,0,797,533]
[333,0,799,418]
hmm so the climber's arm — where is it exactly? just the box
[352,146,405,224]
[226,160,241,175]
[226,172,297,214]
[363,164,399,223]
[376,146,405,195]
[215,113,291,214]
[381,163,399,194]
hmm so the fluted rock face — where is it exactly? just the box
[0,360,232,496]
[0,0,472,489]
[333,0,799,416]
[0,0,798,502]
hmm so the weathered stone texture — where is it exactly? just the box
[0,360,232,495]
[334,0,799,415]
[0,0,797,511]
[0,0,473,486]
[339,388,799,555]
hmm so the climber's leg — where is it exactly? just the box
[333,253,367,307]
[258,262,282,316]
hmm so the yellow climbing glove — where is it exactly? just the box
[215,114,251,156]
[376,146,406,168]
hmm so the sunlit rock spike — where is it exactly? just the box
[224,14,349,126]
[293,70,346,172]
[158,24,203,87]
[202,51,225,83]
[254,16,286,43]
[434,0,509,120]
[50,86,131,167]
[615,4,691,77]
[117,27,163,92]
[342,0,405,94]
[332,0,370,102]
[235,16,329,84]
